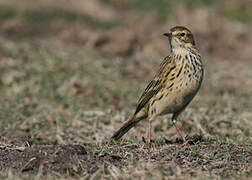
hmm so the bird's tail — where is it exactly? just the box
[111,114,146,140]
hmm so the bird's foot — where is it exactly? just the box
[142,136,152,148]
[146,141,152,148]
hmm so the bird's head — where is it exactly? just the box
[164,26,196,50]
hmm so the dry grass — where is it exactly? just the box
[0,0,251,179]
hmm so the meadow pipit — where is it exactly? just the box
[112,26,204,146]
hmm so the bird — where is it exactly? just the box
[111,26,204,146]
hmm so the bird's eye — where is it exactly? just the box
[180,33,185,37]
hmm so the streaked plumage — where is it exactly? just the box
[112,26,204,146]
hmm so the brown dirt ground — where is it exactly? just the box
[0,143,124,176]
[0,136,251,178]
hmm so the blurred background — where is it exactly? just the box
[0,0,251,145]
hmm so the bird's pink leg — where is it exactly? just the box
[173,120,186,142]
[147,119,152,148]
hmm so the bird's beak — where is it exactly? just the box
[163,32,172,38]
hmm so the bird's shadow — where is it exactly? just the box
[142,134,204,146]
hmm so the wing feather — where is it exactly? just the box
[134,55,175,115]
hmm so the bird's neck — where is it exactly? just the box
[171,45,199,59]
[171,46,202,68]
[171,46,190,57]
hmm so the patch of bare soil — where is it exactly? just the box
[0,144,90,175]
[0,144,121,176]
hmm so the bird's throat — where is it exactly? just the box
[172,46,190,58]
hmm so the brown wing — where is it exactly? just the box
[134,55,176,115]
